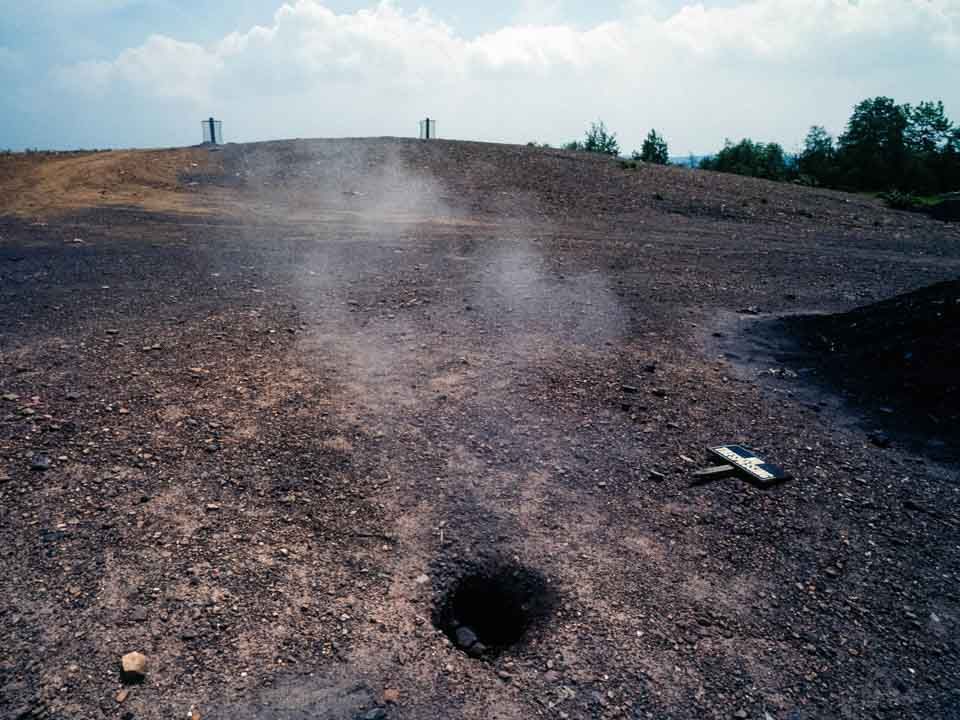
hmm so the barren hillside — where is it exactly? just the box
[1,139,959,720]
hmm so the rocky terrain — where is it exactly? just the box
[1,138,959,720]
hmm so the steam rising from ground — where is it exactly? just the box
[228,142,632,422]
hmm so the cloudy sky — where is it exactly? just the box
[1,0,957,154]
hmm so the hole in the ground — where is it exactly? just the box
[433,562,556,659]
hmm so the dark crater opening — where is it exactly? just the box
[433,562,556,659]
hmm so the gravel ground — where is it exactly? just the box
[1,138,960,720]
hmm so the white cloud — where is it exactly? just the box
[48,0,960,152]
[57,34,222,103]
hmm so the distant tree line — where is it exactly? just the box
[699,97,960,195]
[563,122,671,165]
[699,139,793,181]
[552,98,959,199]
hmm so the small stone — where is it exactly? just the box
[869,432,891,448]
[361,710,386,720]
[115,688,129,703]
[1,393,18,401]
[621,384,639,394]
[497,670,513,681]
[31,455,51,471]
[455,626,478,650]
[121,651,147,680]
[414,574,430,585]
[649,470,666,481]
[466,642,487,658]
[733,711,748,719]
[383,688,400,704]
[190,709,201,720]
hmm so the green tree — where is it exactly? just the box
[699,138,792,181]
[638,129,669,164]
[798,125,836,185]
[906,101,954,153]
[945,127,960,190]
[837,96,909,189]
[581,121,620,156]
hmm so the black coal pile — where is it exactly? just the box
[784,279,960,453]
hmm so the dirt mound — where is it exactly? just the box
[4,138,953,238]
[783,279,960,451]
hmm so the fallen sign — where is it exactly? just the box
[691,444,791,487]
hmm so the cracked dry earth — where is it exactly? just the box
[2,138,960,720]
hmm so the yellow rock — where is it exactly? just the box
[121,651,147,677]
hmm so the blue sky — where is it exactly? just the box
[2,1,958,153]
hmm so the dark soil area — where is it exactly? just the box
[777,280,960,460]
[2,138,960,720]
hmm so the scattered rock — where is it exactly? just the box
[115,688,129,704]
[359,709,386,720]
[466,642,487,658]
[455,626,478,650]
[869,432,891,448]
[120,651,147,681]
[30,455,51,472]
